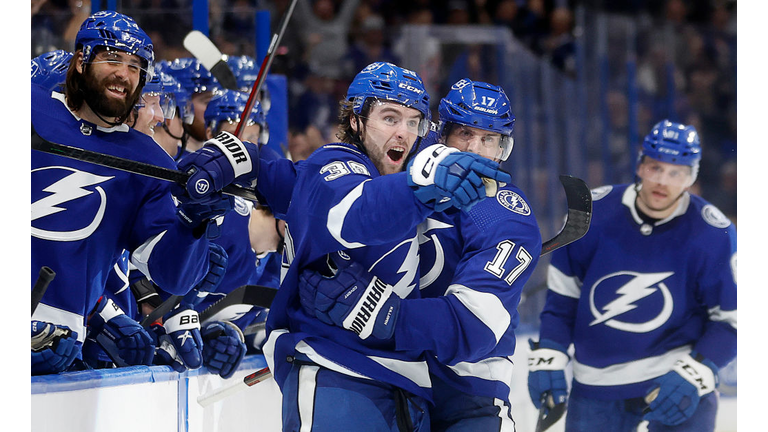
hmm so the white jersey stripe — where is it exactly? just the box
[446,284,511,343]
[708,306,737,329]
[298,364,319,432]
[572,344,692,386]
[327,180,369,249]
[547,265,581,299]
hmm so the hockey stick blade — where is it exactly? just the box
[198,284,277,324]
[139,295,184,328]
[197,366,273,407]
[32,125,260,202]
[31,266,56,316]
[535,393,567,432]
[183,31,239,91]
[540,175,592,256]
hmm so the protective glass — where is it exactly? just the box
[89,47,151,78]
[449,125,512,161]
[637,159,694,187]
[361,99,429,137]
[141,91,176,120]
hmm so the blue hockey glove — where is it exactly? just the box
[407,144,512,212]
[175,193,235,239]
[180,242,228,309]
[160,305,204,369]
[527,339,570,409]
[173,131,260,202]
[643,352,719,426]
[31,320,81,375]
[87,297,154,366]
[87,297,155,366]
[299,261,400,340]
[202,321,247,379]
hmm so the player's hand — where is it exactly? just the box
[407,144,511,212]
[527,338,569,409]
[202,321,247,379]
[87,297,155,366]
[175,193,235,238]
[161,305,204,369]
[31,320,81,375]
[180,243,228,309]
[150,324,186,372]
[173,131,260,202]
[299,261,400,340]
[643,352,718,426]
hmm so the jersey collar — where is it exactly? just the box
[51,91,130,133]
[621,185,690,227]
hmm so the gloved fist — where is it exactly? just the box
[527,339,569,409]
[175,193,234,238]
[173,131,260,203]
[299,262,400,340]
[161,305,204,369]
[87,297,154,366]
[31,320,81,375]
[202,321,247,379]
[180,242,228,309]
[407,144,512,212]
[643,352,718,426]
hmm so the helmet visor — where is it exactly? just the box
[637,158,695,187]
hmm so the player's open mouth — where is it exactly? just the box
[387,147,405,163]
[106,85,127,98]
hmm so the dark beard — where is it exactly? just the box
[80,69,136,120]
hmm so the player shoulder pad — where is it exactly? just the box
[688,194,732,229]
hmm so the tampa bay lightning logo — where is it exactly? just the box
[701,204,731,228]
[591,185,612,201]
[496,190,530,215]
[31,166,114,241]
[233,197,250,216]
[589,271,674,333]
[194,178,210,195]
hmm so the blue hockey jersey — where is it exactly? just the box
[540,184,737,400]
[31,85,211,342]
[263,142,436,401]
[404,183,542,403]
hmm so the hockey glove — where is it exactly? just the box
[175,193,235,239]
[299,261,400,340]
[527,339,570,409]
[643,352,719,426]
[87,297,155,366]
[407,144,512,212]
[159,305,204,369]
[173,131,260,202]
[179,242,228,309]
[31,321,81,375]
[202,321,247,379]
[149,324,185,372]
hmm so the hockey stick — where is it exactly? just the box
[535,393,567,432]
[540,175,592,256]
[32,125,260,202]
[31,266,56,316]
[198,284,277,324]
[139,295,184,328]
[234,0,298,138]
[183,31,239,91]
[197,366,272,407]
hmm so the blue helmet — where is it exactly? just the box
[31,50,73,92]
[438,79,516,161]
[346,62,431,137]
[641,119,701,179]
[156,60,193,124]
[162,57,217,94]
[225,55,271,113]
[136,71,179,120]
[204,89,269,145]
[75,10,155,85]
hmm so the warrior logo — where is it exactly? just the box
[32,166,114,241]
[589,271,674,333]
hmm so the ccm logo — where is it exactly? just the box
[398,82,423,94]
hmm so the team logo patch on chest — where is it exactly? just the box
[588,271,675,333]
[496,190,530,215]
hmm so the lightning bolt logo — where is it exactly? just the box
[32,167,114,241]
[417,217,454,289]
[589,271,675,333]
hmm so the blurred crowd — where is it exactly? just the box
[32,0,737,219]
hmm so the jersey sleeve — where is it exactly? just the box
[538,245,583,348]
[256,157,297,219]
[394,195,542,364]
[692,223,737,367]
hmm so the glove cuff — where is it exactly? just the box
[407,144,458,187]
[672,353,718,397]
[96,297,124,323]
[204,131,254,179]
[341,276,397,340]
[528,338,570,371]
[164,308,201,332]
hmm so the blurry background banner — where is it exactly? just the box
[31,0,736,352]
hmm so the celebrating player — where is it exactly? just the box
[298,79,541,431]
[260,62,512,430]
[31,11,255,375]
[527,120,736,431]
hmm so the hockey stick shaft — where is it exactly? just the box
[32,126,260,202]
[234,0,298,138]
[197,366,272,407]
[31,266,56,316]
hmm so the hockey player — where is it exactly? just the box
[31,49,73,93]
[260,62,512,431]
[154,60,195,159]
[298,79,541,431]
[31,11,258,375]
[162,57,219,152]
[527,120,736,431]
